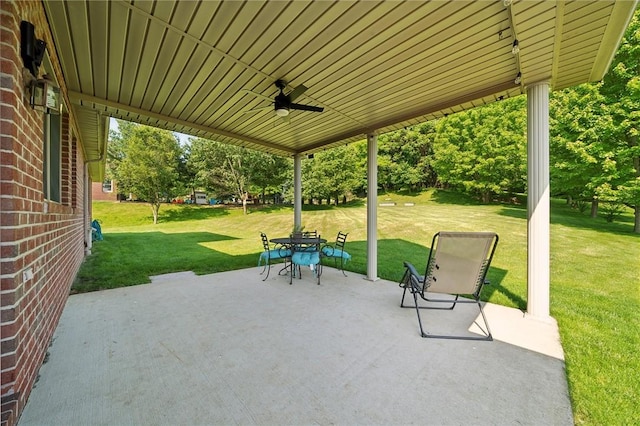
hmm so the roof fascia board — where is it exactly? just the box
[589,0,639,82]
[68,91,295,154]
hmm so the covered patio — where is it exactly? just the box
[44,0,638,321]
[19,267,571,425]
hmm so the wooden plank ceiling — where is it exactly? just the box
[43,0,637,173]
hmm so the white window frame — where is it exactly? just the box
[102,179,113,193]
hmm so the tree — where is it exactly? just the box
[105,120,136,186]
[302,145,362,204]
[432,97,527,202]
[377,123,438,191]
[113,124,182,224]
[549,84,618,217]
[598,10,640,232]
[188,138,288,213]
[250,154,291,204]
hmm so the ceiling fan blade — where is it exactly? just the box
[240,89,273,102]
[288,84,308,102]
[290,103,323,113]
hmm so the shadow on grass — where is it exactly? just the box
[74,231,255,292]
[160,205,230,222]
[429,189,481,205]
[77,232,524,309]
[301,199,366,211]
[344,238,521,308]
[215,200,366,215]
[498,202,638,237]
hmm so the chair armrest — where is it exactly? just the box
[402,261,425,290]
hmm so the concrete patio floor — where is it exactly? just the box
[19,267,573,425]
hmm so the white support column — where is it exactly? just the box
[366,133,379,281]
[293,154,302,229]
[527,82,551,319]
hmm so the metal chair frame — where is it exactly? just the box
[259,233,291,281]
[321,231,349,276]
[290,237,322,285]
[400,232,499,341]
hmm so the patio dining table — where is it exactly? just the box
[270,236,327,247]
[270,236,327,284]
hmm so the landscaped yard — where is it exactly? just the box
[77,190,639,425]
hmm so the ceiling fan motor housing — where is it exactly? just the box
[274,92,290,109]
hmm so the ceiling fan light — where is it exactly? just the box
[275,107,289,117]
[512,39,520,55]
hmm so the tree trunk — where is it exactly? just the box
[242,192,248,215]
[151,203,159,224]
[634,205,640,234]
[590,198,599,218]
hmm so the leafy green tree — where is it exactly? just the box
[249,154,291,204]
[105,120,137,186]
[188,138,289,213]
[599,10,640,232]
[114,124,182,224]
[549,84,618,216]
[377,123,438,191]
[432,97,527,202]
[302,145,362,204]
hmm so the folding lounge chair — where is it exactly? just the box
[400,231,499,340]
[321,231,350,276]
[258,233,291,281]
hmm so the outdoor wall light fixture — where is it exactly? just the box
[512,39,520,54]
[275,107,290,117]
[20,20,61,113]
[20,21,45,77]
[514,72,522,85]
[29,74,61,113]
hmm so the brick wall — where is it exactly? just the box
[1,2,89,425]
[92,181,119,202]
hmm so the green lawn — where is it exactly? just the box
[78,190,639,425]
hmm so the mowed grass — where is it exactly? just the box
[77,190,639,425]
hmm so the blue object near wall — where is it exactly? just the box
[91,219,103,241]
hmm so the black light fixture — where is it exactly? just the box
[20,20,61,113]
[20,21,46,78]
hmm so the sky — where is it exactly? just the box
[109,117,192,146]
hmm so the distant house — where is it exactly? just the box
[92,180,119,202]
[193,190,208,205]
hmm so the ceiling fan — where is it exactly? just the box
[243,80,324,117]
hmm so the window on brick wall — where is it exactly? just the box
[102,180,113,192]
[44,113,62,203]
